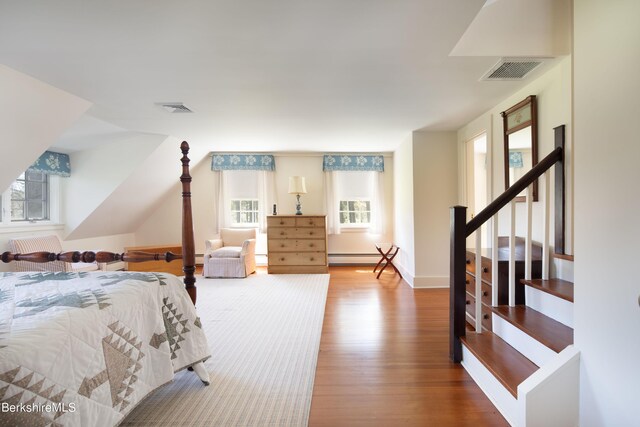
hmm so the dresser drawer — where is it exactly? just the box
[291,227,325,239]
[480,257,492,283]
[267,217,296,227]
[268,239,326,252]
[465,292,476,319]
[269,252,326,266]
[465,251,476,274]
[296,217,325,228]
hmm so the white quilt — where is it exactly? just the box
[0,271,210,426]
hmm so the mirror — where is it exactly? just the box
[502,95,538,201]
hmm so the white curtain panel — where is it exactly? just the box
[323,171,341,235]
[257,170,277,233]
[369,171,386,235]
[216,171,231,232]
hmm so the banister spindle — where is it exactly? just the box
[475,228,482,333]
[525,185,533,280]
[542,169,551,280]
[509,200,516,307]
[492,213,499,306]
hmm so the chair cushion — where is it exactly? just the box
[210,246,242,258]
[220,228,256,247]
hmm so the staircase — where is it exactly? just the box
[450,127,580,426]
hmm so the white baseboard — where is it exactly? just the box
[412,275,449,288]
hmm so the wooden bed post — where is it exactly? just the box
[180,141,197,306]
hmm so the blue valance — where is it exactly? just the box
[323,154,384,172]
[211,153,275,171]
[509,151,524,168]
[28,151,71,177]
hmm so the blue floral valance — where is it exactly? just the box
[509,151,524,168]
[322,154,384,172]
[28,151,71,177]
[211,153,275,171]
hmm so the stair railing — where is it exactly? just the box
[450,125,565,362]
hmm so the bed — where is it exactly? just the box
[0,142,210,426]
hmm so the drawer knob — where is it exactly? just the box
[280,232,285,235]
[309,243,314,247]
[466,300,470,305]
[483,267,489,273]
[466,259,471,264]
[483,314,490,319]
[310,257,315,261]
[280,258,285,261]
[280,221,284,225]
[280,244,285,248]
[483,291,488,297]
[465,279,470,284]
[309,232,314,235]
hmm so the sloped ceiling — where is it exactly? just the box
[0,64,91,192]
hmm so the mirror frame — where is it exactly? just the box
[501,95,538,202]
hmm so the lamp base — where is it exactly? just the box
[295,194,303,215]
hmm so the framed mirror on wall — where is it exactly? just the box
[501,95,538,202]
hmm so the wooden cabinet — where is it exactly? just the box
[465,237,542,331]
[267,215,328,274]
[124,244,183,276]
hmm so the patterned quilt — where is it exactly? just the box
[0,271,210,426]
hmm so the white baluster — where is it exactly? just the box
[492,213,499,307]
[475,228,483,333]
[543,169,551,280]
[509,200,516,307]
[525,185,533,280]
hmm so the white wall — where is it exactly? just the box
[393,136,415,281]
[574,1,640,426]
[412,131,458,287]
[135,153,395,260]
[457,56,573,253]
[0,65,91,192]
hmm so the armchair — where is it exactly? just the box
[8,235,107,272]
[203,228,256,278]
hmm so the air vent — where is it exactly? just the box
[156,102,193,113]
[481,58,544,81]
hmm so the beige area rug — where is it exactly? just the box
[122,273,329,426]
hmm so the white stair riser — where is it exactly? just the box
[525,287,573,328]
[491,314,557,367]
[461,344,518,426]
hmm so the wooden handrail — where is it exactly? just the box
[466,146,563,236]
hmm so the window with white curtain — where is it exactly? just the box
[210,153,277,234]
[325,169,385,235]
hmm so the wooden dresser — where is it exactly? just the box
[465,237,542,331]
[123,244,183,276]
[267,215,328,274]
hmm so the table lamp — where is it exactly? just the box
[288,176,307,215]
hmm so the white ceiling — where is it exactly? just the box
[0,0,566,153]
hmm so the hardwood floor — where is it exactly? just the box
[307,266,508,426]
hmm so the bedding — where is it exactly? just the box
[0,271,210,427]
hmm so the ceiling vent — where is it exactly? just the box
[481,58,545,81]
[156,102,193,113]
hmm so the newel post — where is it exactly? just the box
[450,205,467,362]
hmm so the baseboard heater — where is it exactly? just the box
[328,253,379,266]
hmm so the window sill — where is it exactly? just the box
[338,226,371,233]
[0,222,64,234]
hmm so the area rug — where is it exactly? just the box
[122,273,329,426]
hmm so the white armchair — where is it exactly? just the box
[8,235,107,273]
[203,228,257,278]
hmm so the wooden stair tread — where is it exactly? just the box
[491,305,573,353]
[461,331,538,398]
[521,278,574,302]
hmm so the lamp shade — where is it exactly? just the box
[288,176,307,194]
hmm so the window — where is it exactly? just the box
[339,200,371,225]
[10,171,50,221]
[231,199,259,226]
[1,170,59,225]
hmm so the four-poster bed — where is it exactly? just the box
[0,142,210,426]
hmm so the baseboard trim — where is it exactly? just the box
[412,276,449,289]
